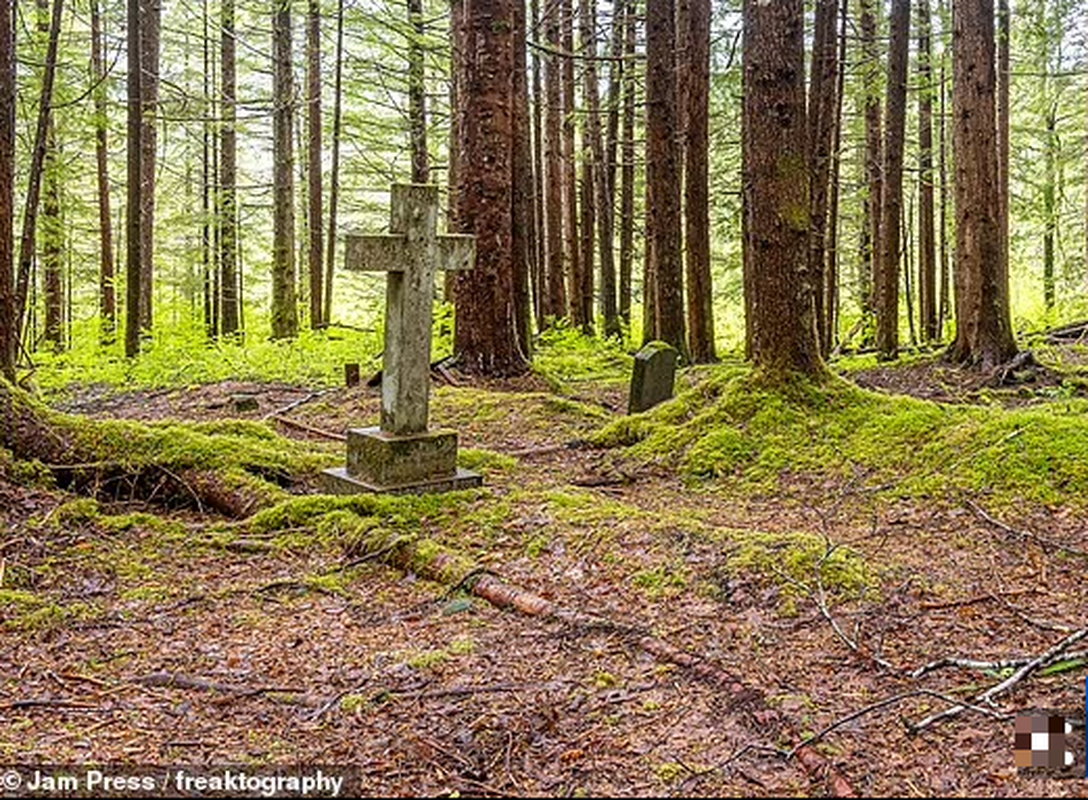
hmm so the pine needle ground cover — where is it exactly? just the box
[1,337,1085,796]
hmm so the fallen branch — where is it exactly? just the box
[0,698,101,711]
[133,671,302,697]
[909,624,1088,733]
[269,414,346,442]
[263,390,329,421]
[910,649,1088,680]
[967,499,1087,559]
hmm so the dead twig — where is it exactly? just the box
[133,672,302,697]
[967,499,1088,559]
[263,390,328,421]
[0,698,102,711]
[909,625,1088,732]
[269,415,347,442]
[910,649,1088,679]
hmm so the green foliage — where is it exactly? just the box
[533,324,633,392]
[34,314,383,398]
[593,365,1088,507]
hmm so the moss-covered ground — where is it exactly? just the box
[1,336,1085,796]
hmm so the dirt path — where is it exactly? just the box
[2,377,1085,796]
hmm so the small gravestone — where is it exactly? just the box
[232,393,259,413]
[321,183,482,496]
[628,341,678,414]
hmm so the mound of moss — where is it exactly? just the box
[592,367,1088,507]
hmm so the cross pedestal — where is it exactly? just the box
[321,184,483,495]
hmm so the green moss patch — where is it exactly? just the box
[592,366,1088,507]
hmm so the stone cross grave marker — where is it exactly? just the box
[321,183,483,495]
[628,341,679,414]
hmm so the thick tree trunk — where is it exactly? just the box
[808,0,838,355]
[530,0,545,330]
[324,0,344,324]
[271,0,298,339]
[618,0,635,326]
[543,0,566,319]
[454,0,529,375]
[91,0,116,342]
[860,0,881,321]
[948,0,1017,368]
[918,0,937,342]
[220,0,240,336]
[996,0,1011,322]
[742,0,823,379]
[875,0,910,360]
[685,0,715,363]
[0,0,14,380]
[446,0,463,305]
[138,0,159,333]
[307,0,323,329]
[645,0,687,359]
[938,0,950,338]
[825,0,848,349]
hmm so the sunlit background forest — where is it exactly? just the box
[9,0,1088,388]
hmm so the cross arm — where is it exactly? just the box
[343,233,477,273]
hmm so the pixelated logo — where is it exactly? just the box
[1014,707,1085,779]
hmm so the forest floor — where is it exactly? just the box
[1,351,1086,797]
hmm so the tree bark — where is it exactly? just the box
[543,0,566,319]
[530,0,545,330]
[91,0,116,342]
[577,0,597,336]
[599,0,623,339]
[1043,106,1056,310]
[512,0,535,351]
[618,0,635,326]
[808,0,838,355]
[561,0,582,330]
[645,0,687,359]
[138,0,159,333]
[918,0,937,342]
[271,0,298,339]
[938,0,950,338]
[742,0,824,380]
[43,121,62,351]
[875,0,910,360]
[0,0,14,380]
[453,0,529,375]
[685,0,714,362]
[324,0,345,325]
[125,0,143,357]
[307,0,323,329]
[996,0,1010,320]
[220,0,240,336]
[407,0,428,183]
[859,0,881,322]
[948,0,1017,368]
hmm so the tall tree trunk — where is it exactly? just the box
[43,122,62,351]
[407,0,428,183]
[125,0,143,357]
[445,0,462,305]
[918,0,936,342]
[949,0,1016,368]
[543,0,566,319]
[512,0,534,351]
[860,0,881,321]
[645,0,687,359]
[307,0,323,329]
[561,0,582,330]
[0,0,15,380]
[202,0,213,335]
[996,0,1010,321]
[826,0,848,349]
[220,0,240,335]
[530,0,545,330]
[577,0,597,336]
[875,0,910,360]
[743,0,823,379]
[1043,106,1056,310]
[599,0,623,339]
[138,0,159,333]
[808,0,838,355]
[618,0,635,326]
[14,0,63,354]
[91,0,115,341]
[684,0,714,362]
[324,0,344,324]
[938,0,950,338]
[454,0,529,375]
[271,0,298,339]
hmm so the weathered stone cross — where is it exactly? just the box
[321,183,483,495]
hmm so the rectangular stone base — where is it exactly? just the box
[320,466,483,496]
[347,426,457,486]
